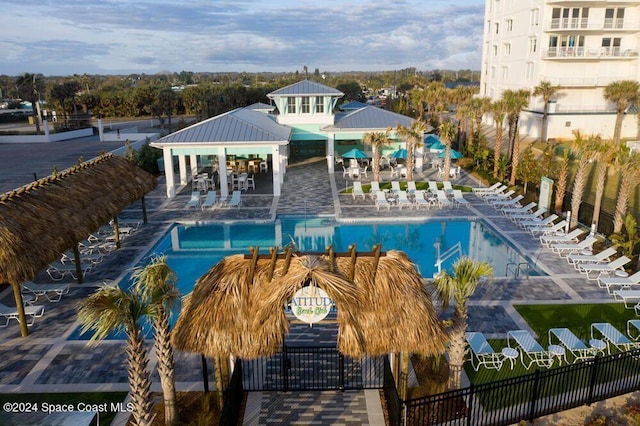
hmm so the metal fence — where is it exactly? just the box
[219,359,244,426]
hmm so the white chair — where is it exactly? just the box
[465,332,505,371]
[246,174,256,190]
[427,181,438,193]
[389,166,398,179]
[248,161,257,173]
[600,270,640,294]
[342,166,349,178]
[452,190,470,208]
[472,182,502,194]
[185,191,201,209]
[397,191,413,209]
[391,181,402,193]
[579,256,631,280]
[46,261,93,281]
[375,191,391,210]
[22,281,70,303]
[591,322,640,353]
[540,228,584,247]
[352,181,366,200]
[568,247,617,267]
[201,191,218,209]
[436,190,453,208]
[369,181,381,199]
[551,236,597,257]
[613,289,640,309]
[406,181,417,193]
[507,330,554,369]
[259,162,268,172]
[548,328,597,363]
[492,194,524,209]
[412,190,430,209]
[360,166,368,178]
[502,202,537,217]
[228,190,242,207]
[0,303,45,328]
[442,181,453,193]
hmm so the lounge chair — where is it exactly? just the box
[465,332,504,371]
[507,329,554,369]
[578,256,631,280]
[476,184,508,199]
[228,190,242,207]
[0,303,45,328]
[529,219,566,236]
[391,181,402,193]
[510,208,547,223]
[436,190,453,208]
[427,181,439,193]
[540,228,584,247]
[492,194,524,209]
[600,270,640,294]
[567,247,617,267]
[442,181,453,192]
[46,261,93,281]
[375,191,391,210]
[369,181,381,199]
[412,190,431,209]
[627,319,640,341]
[22,281,71,302]
[201,191,218,209]
[452,190,470,208]
[591,322,640,353]
[613,289,640,309]
[472,182,502,194]
[484,189,515,204]
[396,191,413,209]
[406,181,417,193]
[185,191,201,209]
[550,236,597,257]
[519,213,558,231]
[502,202,536,216]
[352,181,366,200]
[548,328,597,363]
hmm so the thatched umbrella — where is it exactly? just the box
[0,154,156,336]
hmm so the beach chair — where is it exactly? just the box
[627,320,640,341]
[46,261,93,281]
[548,328,597,363]
[591,322,640,353]
[475,184,507,199]
[492,194,524,209]
[22,281,71,303]
[60,251,103,265]
[412,190,431,209]
[436,190,453,208]
[352,181,366,200]
[529,219,566,236]
[0,303,45,328]
[375,191,391,210]
[442,181,453,193]
[484,189,515,204]
[427,181,439,193]
[507,330,554,369]
[406,181,417,193]
[227,190,242,207]
[472,182,501,194]
[452,190,470,208]
[201,191,218,209]
[551,236,597,257]
[510,207,546,223]
[369,181,381,199]
[465,332,504,371]
[519,213,558,231]
[502,202,536,217]
[397,191,413,209]
[540,228,584,248]
[185,191,201,209]
[391,181,402,193]
[613,289,640,309]
[579,256,630,280]
[599,270,640,294]
[567,247,617,267]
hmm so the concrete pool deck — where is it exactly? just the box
[0,143,620,425]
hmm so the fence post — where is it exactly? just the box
[467,383,474,426]
[339,353,345,391]
[283,345,290,392]
[528,370,541,421]
[587,355,600,404]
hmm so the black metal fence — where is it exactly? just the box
[219,359,244,426]
[402,348,640,426]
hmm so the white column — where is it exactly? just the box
[170,226,180,251]
[272,145,281,196]
[218,148,228,197]
[326,134,335,173]
[415,143,424,170]
[163,148,176,198]
[190,154,198,175]
[97,118,104,141]
[178,155,188,186]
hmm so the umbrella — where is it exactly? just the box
[438,149,463,159]
[342,148,368,159]
[390,149,408,159]
[424,134,441,147]
[430,140,446,150]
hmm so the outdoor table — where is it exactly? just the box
[501,347,519,369]
[580,249,593,256]
[615,270,629,278]
[589,338,607,355]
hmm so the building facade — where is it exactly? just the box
[480,0,640,140]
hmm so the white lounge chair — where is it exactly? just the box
[391,181,402,193]
[352,181,366,200]
[60,251,103,265]
[201,191,218,209]
[519,214,558,231]
[406,181,417,193]
[452,190,470,208]
[375,191,391,210]
[427,181,439,193]
[627,319,640,341]
[22,281,71,302]
[540,228,584,247]
[442,181,453,193]
[529,219,566,236]
[551,236,597,257]
[600,270,640,294]
[502,202,536,216]
[591,322,640,353]
[548,327,597,363]
[510,207,547,223]
[436,190,453,208]
[476,184,508,199]
[369,181,381,199]
[0,303,45,327]
[46,261,93,281]
[579,256,631,280]
[613,289,640,309]
[472,182,502,194]
[484,189,515,204]
[412,190,431,209]
[185,191,201,209]
[465,332,504,371]
[228,190,242,207]
[396,191,413,209]
[492,194,524,209]
[507,329,554,369]
[567,247,617,267]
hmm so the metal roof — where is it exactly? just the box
[246,102,275,112]
[268,80,344,97]
[339,101,369,111]
[324,106,415,131]
[152,108,291,144]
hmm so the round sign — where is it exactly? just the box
[290,286,333,325]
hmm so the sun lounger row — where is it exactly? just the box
[187,190,242,209]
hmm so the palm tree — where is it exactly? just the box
[466,97,490,153]
[554,149,570,214]
[532,81,560,143]
[363,129,392,182]
[603,80,640,147]
[395,120,427,181]
[433,257,493,389]
[78,286,154,426]
[132,256,180,426]
[490,100,507,178]
[509,133,523,186]
[440,121,457,182]
[409,89,427,120]
[612,147,640,233]
[502,89,530,158]
[157,87,178,133]
[16,73,44,135]
[591,140,616,229]
[569,131,600,229]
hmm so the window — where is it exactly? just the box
[495,22,499,34]
[501,66,509,80]
[605,8,625,29]
[504,43,511,55]
[506,19,513,32]
[491,66,496,79]
[530,8,539,27]
[315,96,324,113]
[487,20,491,34]
[493,45,498,56]
[529,37,537,53]
[287,97,296,114]
[525,62,534,81]
[602,37,621,55]
[301,96,310,113]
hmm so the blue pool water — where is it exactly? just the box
[69,218,539,340]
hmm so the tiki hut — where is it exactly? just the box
[173,247,447,359]
[0,154,157,336]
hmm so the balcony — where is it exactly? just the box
[544,47,639,59]
[540,75,635,87]
[546,18,640,32]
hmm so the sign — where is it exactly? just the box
[539,177,553,213]
[290,286,333,325]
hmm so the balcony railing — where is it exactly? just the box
[546,18,639,31]
[540,75,636,87]
[544,47,639,59]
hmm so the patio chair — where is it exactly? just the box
[491,194,524,209]
[246,174,256,190]
[391,181,402,193]
[200,191,218,209]
[540,228,584,248]
[369,181,381,199]
[507,329,554,369]
[22,281,71,303]
[465,332,504,371]
[567,247,617,267]
[360,166,368,178]
[472,182,502,194]
[427,181,439,193]
[412,190,431,209]
[502,202,536,217]
[484,189,515,204]
[389,166,398,179]
[436,190,453,208]
[0,303,45,328]
[578,256,631,280]
[259,162,268,173]
[548,328,597,363]
[375,191,391,210]
[452,190,470,208]
[599,270,640,294]
[342,166,349,178]
[396,191,413,209]
[627,320,640,341]
[46,261,93,281]
[185,191,201,209]
[591,322,640,353]
[406,181,417,193]
[476,184,508,199]
[352,181,366,200]
[227,190,242,207]
[551,236,597,257]
[442,181,453,192]
[529,219,566,236]
[613,289,640,309]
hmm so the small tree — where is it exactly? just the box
[610,214,640,264]
[518,146,540,193]
[554,149,569,214]
[612,148,640,233]
[532,81,560,143]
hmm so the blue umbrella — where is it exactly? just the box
[342,148,368,159]
[424,134,441,147]
[438,149,463,159]
[390,148,408,159]
[430,140,446,150]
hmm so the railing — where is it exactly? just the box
[539,75,633,87]
[544,47,638,59]
[546,18,638,31]
[506,262,529,279]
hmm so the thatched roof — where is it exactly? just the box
[0,154,156,285]
[172,249,448,359]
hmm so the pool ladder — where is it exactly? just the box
[506,262,529,279]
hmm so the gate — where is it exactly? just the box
[241,345,384,391]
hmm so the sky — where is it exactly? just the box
[0,0,486,76]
